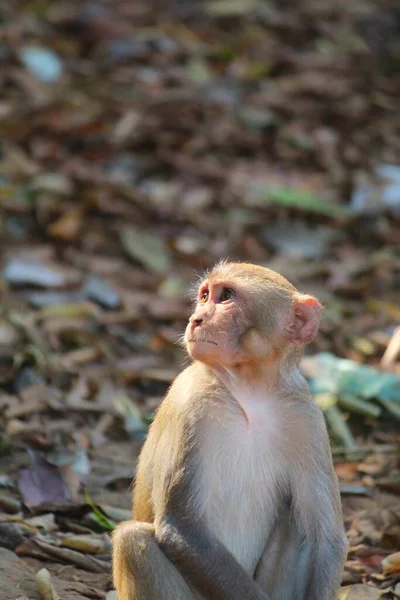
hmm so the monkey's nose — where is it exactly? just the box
[191,317,203,328]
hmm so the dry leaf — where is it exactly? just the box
[36,568,61,600]
[382,551,400,575]
[61,534,111,554]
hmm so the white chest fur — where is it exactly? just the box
[199,387,288,573]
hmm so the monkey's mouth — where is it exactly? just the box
[188,339,218,346]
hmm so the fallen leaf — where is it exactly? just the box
[84,275,121,309]
[60,534,111,554]
[0,522,25,550]
[3,258,78,288]
[335,462,359,482]
[25,513,56,533]
[36,568,61,600]
[21,47,63,83]
[18,539,110,573]
[39,302,99,318]
[382,525,400,550]
[206,0,256,16]
[113,393,147,439]
[100,505,132,523]
[47,208,84,241]
[0,494,21,514]
[121,227,172,275]
[339,584,386,599]
[32,173,73,196]
[382,551,400,575]
[249,185,349,218]
[18,451,70,508]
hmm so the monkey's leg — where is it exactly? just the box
[254,510,300,600]
[255,517,345,600]
[113,521,197,600]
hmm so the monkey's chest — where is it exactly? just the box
[200,406,286,573]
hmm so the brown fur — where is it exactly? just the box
[112,262,347,600]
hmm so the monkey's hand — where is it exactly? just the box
[156,517,270,600]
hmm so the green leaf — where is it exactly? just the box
[323,405,356,449]
[252,186,349,218]
[206,0,256,16]
[338,395,382,418]
[113,393,148,439]
[186,58,213,84]
[84,489,116,531]
[379,398,400,420]
[121,227,172,275]
[337,586,353,600]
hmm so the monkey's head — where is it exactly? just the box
[184,261,321,368]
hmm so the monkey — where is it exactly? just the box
[112,261,348,600]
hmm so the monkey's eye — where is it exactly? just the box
[220,287,235,302]
[199,289,209,303]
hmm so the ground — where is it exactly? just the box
[0,0,399,598]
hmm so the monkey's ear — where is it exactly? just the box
[287,295,322,345]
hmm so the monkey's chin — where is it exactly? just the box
[187,340,237,367]
[187,339,219,361]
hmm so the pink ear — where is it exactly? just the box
[287,295,322,345]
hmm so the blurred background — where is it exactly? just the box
[0,0,399,598]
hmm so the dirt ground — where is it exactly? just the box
[0,0,399,598]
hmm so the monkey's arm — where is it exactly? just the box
[291,409,348,600]
[156,512,269,600]
[156,515,270,600]
[149,405,269,600]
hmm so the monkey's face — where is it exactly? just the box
[185,278,247,366]
[184,262,322,368]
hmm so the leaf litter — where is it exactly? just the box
[0,0,399,597]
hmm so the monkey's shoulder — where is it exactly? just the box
[160,361,221,416]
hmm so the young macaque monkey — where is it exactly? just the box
[113,261,348,600]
